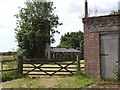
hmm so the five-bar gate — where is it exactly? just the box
[18,58,83,76]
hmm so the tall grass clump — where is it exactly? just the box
[113,65,120,82]
[1,71,23,82]
[74,71,101,87]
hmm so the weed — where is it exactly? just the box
[1,71,23,82]
[55,71,101,88]
[113,64,120,82]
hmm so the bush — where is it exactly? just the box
[1,71,23,82]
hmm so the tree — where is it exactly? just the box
[58,31,84,59]
[110,10,120,15]
[15,0,62,59]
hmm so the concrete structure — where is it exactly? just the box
[83,14,120,78]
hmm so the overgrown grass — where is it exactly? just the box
[55,71,101,88]
[1,59,101,88]
[2,60,18,71]
[1,71,101,88]
[1,71,23,82]
[1,77,43,88]
[75,71,101,87]
[1,56,22,82]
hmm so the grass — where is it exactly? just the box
[0,57,118,88]
[1,71,101,88]
[55,71,101,88]
[1,58,100,88]
[2,60,18,70]
[1,57,84,82]
[0,56,14,61]
[1,56,22,82]
[3,77,42,88]
[1,71,23,82]
[1,77,42,88]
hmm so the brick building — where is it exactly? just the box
[83,14,120,78]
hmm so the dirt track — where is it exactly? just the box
[1,76,120,88]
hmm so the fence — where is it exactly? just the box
[0,60,18,73]
[0,56,84,76]
[18,56,84,76]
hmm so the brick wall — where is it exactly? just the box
[83,22,100,78]
[83,14,120,78]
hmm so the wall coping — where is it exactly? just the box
[83,14,120,32]
[83,14,120,20]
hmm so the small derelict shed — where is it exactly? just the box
[83,14,120,79]
[51,47,81,60]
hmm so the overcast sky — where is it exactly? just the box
[0,0,119,52]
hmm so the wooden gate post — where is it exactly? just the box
[1,61,3,73]
[18,56,23,74]
[77,55,80,71]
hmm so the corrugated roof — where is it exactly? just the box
[51,47,81,53]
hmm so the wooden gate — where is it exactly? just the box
[18,57,83,76]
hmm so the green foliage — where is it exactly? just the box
[1,59,21,82]
[73,71,101,88]
[56,71,101,88]
[15,0,62,59]
[58,31,84,59]
[110,10,120,15]
[2,71,101,88]
[1,71,23,82]
[0,52,16,56]
[113,65,120,82]
[3,60,18,70]
[58,31,83,49]
[2,77,42,88]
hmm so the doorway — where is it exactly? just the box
[100,32,119,78]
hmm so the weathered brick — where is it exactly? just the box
[83,14,120,78]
